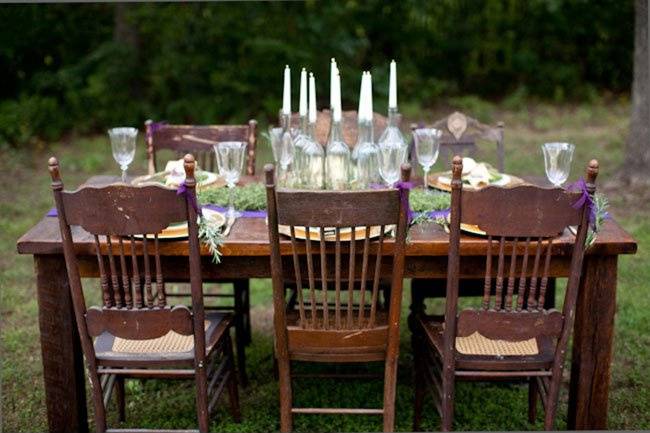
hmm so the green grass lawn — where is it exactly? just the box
[2,101,648,431]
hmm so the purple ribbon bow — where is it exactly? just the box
[567,177,601,229]
[177,181,202,216]
[146,121,167,142]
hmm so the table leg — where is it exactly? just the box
[35,255,88,433]
[568,255,617,429]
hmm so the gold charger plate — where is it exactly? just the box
[277,225,394,242]
[131,171,226,190]
[428,172,525,192]
[134,209,226,240]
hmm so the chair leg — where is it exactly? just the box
[116,377,126,423]
[543,373,562,430]
[90,368,108,433]
[224,335,242,423]
[440,367,455,431]
[242,281,252,346]
[528,377,538,423]
[413,335,425,431]
[382,356,398,433]
[277,355,293,433]
[195,363,210,433]
[233,280,249,387]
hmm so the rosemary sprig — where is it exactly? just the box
[198,216,225,264]
[586,192,609,247]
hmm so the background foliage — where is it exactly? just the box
[0,0,634,145]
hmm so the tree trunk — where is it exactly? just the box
[623,0,650,184]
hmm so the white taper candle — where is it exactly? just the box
[358,72,367,121]
[282,65,291,115]
[389,60,397,109]
[330,58,338,110]
[309,72,317,124]
[299,68,307,116]
[333,71,342,122]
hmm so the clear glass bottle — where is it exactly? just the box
[354,118,380,188]
[325,115,350,190]
[292,114,309,186]
[302,120,325,189]
[378,107,407,157]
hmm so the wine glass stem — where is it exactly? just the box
[228,185,236,218]
[424,166,430,187]
[121,168,127,183]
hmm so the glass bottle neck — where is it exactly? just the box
[387,107,400,128]
[280,112,291,132]
[299,115,309,134]
[327,119,343,145]
[357,119,374,144]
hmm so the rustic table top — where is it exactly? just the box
[16,175,638,258]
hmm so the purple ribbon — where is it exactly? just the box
[423,208,451,219]
[46,208,58,217]
[177,181,202,216]
[202,204,267,219]
[146,121,167,142]
[566,177,602,229]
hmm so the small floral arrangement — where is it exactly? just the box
[197,183,266,211]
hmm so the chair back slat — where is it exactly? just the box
[505,237,518,310]
[347,228,356,328]
[117,237,132,308]
[275,189,401,227]
[445,155,597,346]
[289,226,306,327]
[154,234,166,307]
[145,120,258,175]
[368,225,385,328]
[319,230,329,329]
[49,155,205,351]
[516,237,531,311]
[334,228,342,329]
[142,237,154,308]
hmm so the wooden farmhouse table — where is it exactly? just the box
[16,175,637,433]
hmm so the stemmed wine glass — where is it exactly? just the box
[268,126,294,186]
[214,141,246,220]
[413,128,442,187]
[108,127,138,182]
[378,144,407,187]
[542,142,575,187]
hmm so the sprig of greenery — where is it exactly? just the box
[197,183,267,211]
[198,216,225,264]
[586,192,610,247]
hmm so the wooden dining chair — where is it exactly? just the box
[412,156,598,431]
[49,154,240,433]
[289,110,395,147]
[145,119,258,386]
[410,112,517,351]
[265,163,411,433]
[411,111,504,171]
[145,120,258,175]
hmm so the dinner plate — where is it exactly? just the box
[277,224,394,242]
[442,215,488,237]
[133,208,226,240]
[131,171,225,190]
[428,172,524,192]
